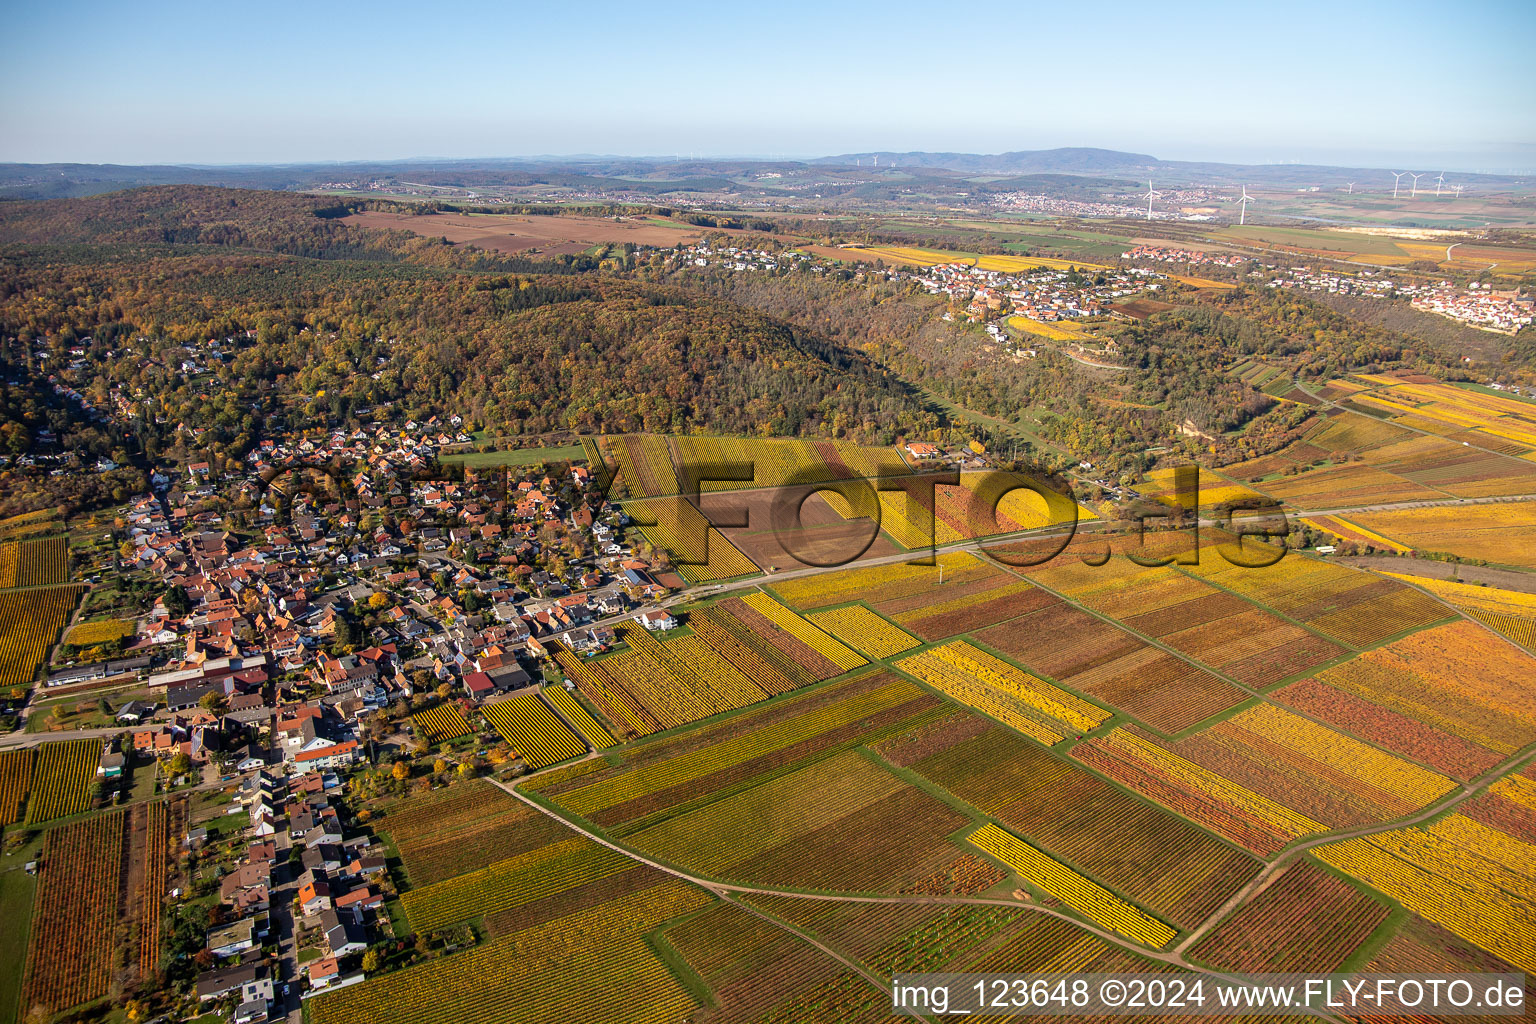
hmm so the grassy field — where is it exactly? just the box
[0,867,36,1023]
[440,444,586,467]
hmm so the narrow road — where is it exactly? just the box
[491,778,1355,1022]
[1173,740,1536,955]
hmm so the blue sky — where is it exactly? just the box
[2,0,1532,171]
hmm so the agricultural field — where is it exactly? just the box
[806,605,919,658]
[21,812,124,1014]
[1182,547,1449,649]
[1347,375,1536,451]
[1006,315,1093,342]
[345,209,722,257]
[1224,399,1536,504]
[661,901,898,1022]
[535,672,941,831]
[831,244,1107,273]
[624,748,972,892]
[24,738,98,824]
[483,693,586,769]
[976,602,1247,733]
[541,684,616,749]
[907,725,1261,929]
[818,468,1091,549]
[1188,860,1389,971]
[627,495,760,583]
[0,585,84,689]
[895,641,1109,744]
[1380,571,1536,648]
[1080,704,1456,847]
[401,830,635,932]
[739,593,866,672]
[0,510,63,542]
[1351,501,1536,567]
[1310,619,1536,755]
[0,748,30,825]
[0,536,68,589]
[1317,813,1536,971]
[1301,513,1412,552]
[411,703,472,743]
[377,781,572,887]
[313,876,712,1024]
[552,606,829,739]
[61,618,134,646]
[1133,465,1264,509]
[969,822,1177,947]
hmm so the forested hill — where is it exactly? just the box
[0,187,941,473]
[0,185,468,263]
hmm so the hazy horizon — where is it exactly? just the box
[2,0,1533,174]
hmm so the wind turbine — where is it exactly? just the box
[1452,184,1465,200]
[1236,185,1255,225]
[1434,172,1446,196]
[1391,172,1407,198]
[1409,173,1423,197]
[1345,182,1355,194]
[1142,180,1163,220]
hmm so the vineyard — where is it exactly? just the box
[890,578,1055,642]
[1272,675,1503,781]
[1301,514,1412,552]
[378,782,569,885]
[1462,774,1536,844]
[541,685,615,749]
[131,801,170,983]
[911,726,1260,928]
[1184,550,1449,649]
[1317,813,1536,971]
[21,812,125,1013]
[896,641,1109,745]
[1075,727,1327,855]
[667,434,905,493]
[1314,620,1536,755]
[969,823,1176,947]
[716,598,849,680]
[63,618,134,646]
[313,879,709,1024]
[740,592,866,672]
[545,673,936,828]
[1007,315,1093,342]
[549,608,809,739]
[976,602,1246,733]
[25,738,98,824]
[1190,861,1389,972]
[806,605,918,658]
[483,694,586,768]
[0,748,31,825]
[1382,571,1536,648]
[1082,705,1456,838]
[1348,376,1536,451]
[411,704,472,743]
[626,495,759,583]
[625,749,969,891]
[769,550,998,610]
[0,585,84,688]
[402,834,635,932]
[0,509,62,540]
[0,536,68,593]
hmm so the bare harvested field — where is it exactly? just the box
[347,210,716,256]
[714,489,902,572]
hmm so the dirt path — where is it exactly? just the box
[1173,739,1536,955]
[491,778,1358,1022]
[1337,555,1536,592]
